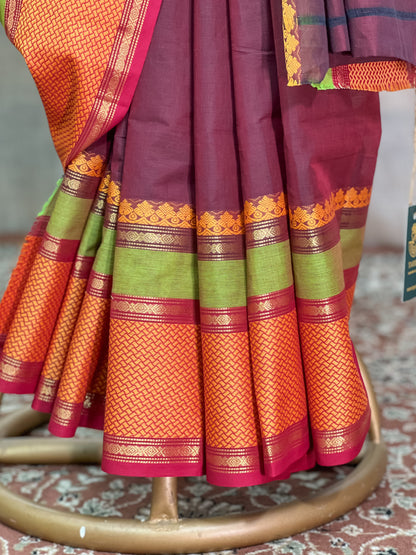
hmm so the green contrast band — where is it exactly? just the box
[311,69,335,90]
[37,179,62,217]
[292,244,344,299]
[247,241,293,297]
[113,248,198,299]
[78,213,103,258]
[46,192,93,240]
[93,227,116,276]
[0,0,6,28]
[340,228,365,270]
[198,259,246,308]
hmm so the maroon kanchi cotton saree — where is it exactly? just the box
[0,0,412,486]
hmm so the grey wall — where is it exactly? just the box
[0,30,414,246]
[366,90,414,248]
[0,32,61,235]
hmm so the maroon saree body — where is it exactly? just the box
[0,0,382,486]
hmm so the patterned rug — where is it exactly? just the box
[0,244,415,555]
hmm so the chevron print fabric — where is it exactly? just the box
[284,0,416,89]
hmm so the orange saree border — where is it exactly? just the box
[5,0,163,166]
[100,422,315,487]
[70,0,164,166]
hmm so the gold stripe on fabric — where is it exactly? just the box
[62,152,106,197]
[197,235,244,260]
[53,405,74,424]
[72,256,94,279]
[247,288,295,320]
[289,219,339,254]
[103,437,201,463]
[62,176,100,198]
[340,206,369,229]
[117,229,194,252]
[314,409,370,455]
[105,443,200,459]
[36,377,59,403]
[103,204,118,230]
[112,299,194,320]
[299,300,346,319]
[247,223,282,244]
[206,453,258,474]
[74,0,150,162]
[200,307,247,332]
[263,424,306,463]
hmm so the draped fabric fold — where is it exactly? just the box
[0,0,162,167]
[283,0,416,89]
[0,0,382,486]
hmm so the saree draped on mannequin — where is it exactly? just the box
[0,0,413,487]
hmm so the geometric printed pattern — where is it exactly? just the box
[202,331,261,449]
[333,60,416,92]
[12,0,125,164]
[2,254,71,363]
[41,275,88,383]
[105,319,204,438]
[299,316,368,432]
[249,311,307,438]
[56,293,110,404]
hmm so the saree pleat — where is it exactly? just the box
[0,0,381,487]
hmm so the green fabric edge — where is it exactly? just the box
[340,227,365,270]
[292,244,344,300]
[247,241,293,297]
[46,192,93,241]
[78,213,103,258]
[311,69,335,90]
[93,227,116,276]
[0,0,6,28]
[37,179,62,217]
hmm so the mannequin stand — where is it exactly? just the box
[0,353,387,554]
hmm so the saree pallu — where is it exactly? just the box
[0,0,382,486]
[0,0,163,167]
[283,0,416,89]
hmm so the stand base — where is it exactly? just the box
[0,354,387,554]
